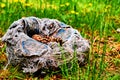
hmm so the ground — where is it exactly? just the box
[0,0,120,79]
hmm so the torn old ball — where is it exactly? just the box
[2,17,90,73]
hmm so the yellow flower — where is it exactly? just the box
[65,2,70,6]
[70,10,76,14]
[1,3,5,8]
[13,0,19,2]
[88,3,92,7]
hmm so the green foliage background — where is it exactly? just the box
[0,0,120,79]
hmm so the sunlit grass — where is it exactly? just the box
[0,0,120,79]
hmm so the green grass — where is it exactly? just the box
[0,0,120,79]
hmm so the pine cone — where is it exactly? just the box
[32,34,63,45]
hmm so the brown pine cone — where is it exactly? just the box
[32,34,49,44]
[32,34,42,41]
[32,34,63,45]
